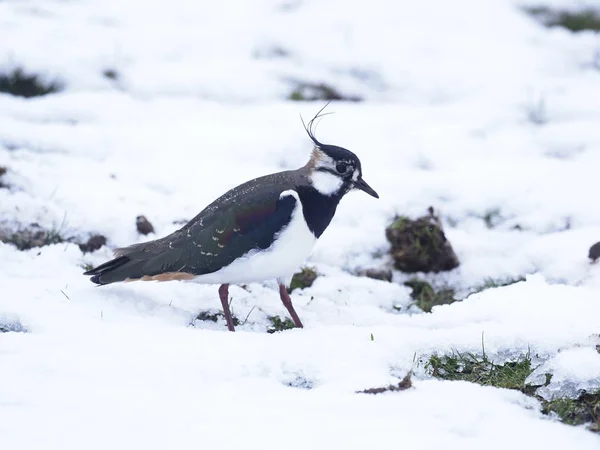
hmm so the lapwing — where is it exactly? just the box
[84,105,379,331]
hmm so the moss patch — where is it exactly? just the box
[0,68,62,98]
[526,6,600,32]
[267,316,296,333]
[542,391,600,431]
[196,310,240,327]
[288,267,318,292]
[404,279,456,312]
[386,208,459,273]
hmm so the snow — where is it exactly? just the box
[529,347,600,400]
[1,0,600,448]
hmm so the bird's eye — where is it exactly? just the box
[336,162,348,174]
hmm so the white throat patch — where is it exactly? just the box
[310,170,343,196]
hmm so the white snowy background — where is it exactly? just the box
[1,0,600,448]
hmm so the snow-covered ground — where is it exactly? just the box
[1,0,600,448]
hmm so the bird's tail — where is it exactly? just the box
[83,255,137,285]
[83,239,185,285]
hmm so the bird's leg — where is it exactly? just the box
[278,284,304,328]
[218,284,236,332]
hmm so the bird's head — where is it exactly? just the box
[302,105,379,199]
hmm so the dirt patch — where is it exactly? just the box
[0,166,7,188]
[362,268,393,282]
[0,67,62,98]
[78,234,107,254]
[289,82,362,102]
[0,223,70,250]
[357,371,413,394]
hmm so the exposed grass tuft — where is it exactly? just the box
[0,68,62,98]
[0,223,71,250]
[289,82,362,102]
[267,316,296,333]
[526,6,600,32]
[404,278,456,312]
[288,267,318,292]
[426,349,600,432]
[427,351,536,393]
[470,276,526,295]
[482,208,503,228]
[0,320,27,333]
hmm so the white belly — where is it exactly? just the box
[191,190,317,286]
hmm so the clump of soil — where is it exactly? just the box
[589,242,600,263]
[79,234,107,253]
[0,166,7,188]
[386,208,459,273]
[362,268,393,282]
[357,371,413,394]
[136,215,155,235]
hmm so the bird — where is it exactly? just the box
[84,105,379,331]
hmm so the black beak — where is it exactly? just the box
[354,178,379,198]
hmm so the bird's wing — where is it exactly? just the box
[96,186,299,282]
[84,171,305,284]
[169,188,298,275]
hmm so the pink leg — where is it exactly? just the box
[278,284,304,328]
[218,284,236,332]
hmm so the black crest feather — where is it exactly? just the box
[300,102,334,148]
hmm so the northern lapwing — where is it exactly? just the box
[84,105,379,331]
